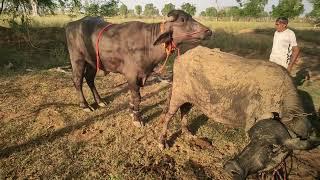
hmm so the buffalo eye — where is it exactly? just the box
[181,18,185,22]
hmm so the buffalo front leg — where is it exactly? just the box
[159,102,181,150]
[84,63,107,108]
[71,59,92,112]
[163,86,172,114]
[128,79,143,127]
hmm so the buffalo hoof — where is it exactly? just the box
[80,103,93,112]
[98,102,107,107]
[132,120,144,128]
[130,112,144,127]
[158,141,169,150]
[182,129,195,139]
[83,107,93,112]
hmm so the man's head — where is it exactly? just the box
[275,17,288,32]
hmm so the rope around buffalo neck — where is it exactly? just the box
[95,23,113,73]
[155,22,209,74]
[258,157,290,180]
[155,22,178,74]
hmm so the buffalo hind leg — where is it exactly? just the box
[181,103,212,148]
[84,63,107,108]
[181,103,193,137]
[71,59,92,112]
[127,78,143,127]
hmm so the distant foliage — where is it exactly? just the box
[161,3,175,16]
[201,7,218,17]
[135,5,142,16]
[0,0,120,16]
[0,0,318,20]
[100,0,119,17]
[181,3,196,16]
[236,0,245,7]
[308,0,320,21]
[271,0,304,18]
[83,0,119,17]
[143,3,159,17]
[1,0,56,16]
[119,4,128,17]
[127,9,135,17]
[241,0,268,17]
[226,6,242,17]
[70,0,82,15]
[84,3,99,16]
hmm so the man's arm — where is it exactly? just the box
[287,46,300,72]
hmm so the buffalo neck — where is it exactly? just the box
[150,22,162,45]
[147,22,170,63]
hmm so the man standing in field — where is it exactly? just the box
[270,17,300,73]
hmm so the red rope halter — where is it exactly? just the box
[155,22,208,73]
[95,23,113,73]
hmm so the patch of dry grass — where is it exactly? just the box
[0,72,239,179]
[0,16,319,179]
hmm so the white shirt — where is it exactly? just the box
[270,29,297,68]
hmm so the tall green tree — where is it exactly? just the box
[181,3,196,16]
[218,9,227,17]
[241,0,268,17]
[143,3,159,17]
[308,0,320,19]
[204,7,218,17]
[161,3,175,16]
[84,3,99,16]
[236,0,244,7]
[127,9,134,16]
[119,4,128,17]
[69,0,81,15]
[200,11,206,17]
[135,5,142,16]
[2,0,57,15]
[100,0,119,17]
[226,6,241,17]
[271,0,304,18]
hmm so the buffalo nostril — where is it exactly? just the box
[205,29,213,36]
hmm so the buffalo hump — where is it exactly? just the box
[171,46,311,137]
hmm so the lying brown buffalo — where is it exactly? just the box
[65,10,212,127]
[224,114,320,180]
[159,46,314,148]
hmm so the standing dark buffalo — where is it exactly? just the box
[65,10,212,126]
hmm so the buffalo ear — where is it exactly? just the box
[153,31,173,45]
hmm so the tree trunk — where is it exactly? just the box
[29,0,38,16]
[0,0,5,15]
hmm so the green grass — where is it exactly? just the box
[201,29,273,59]
[200,20,314,32]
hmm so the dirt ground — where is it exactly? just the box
[0,63,319,179]
[0,24,320,179]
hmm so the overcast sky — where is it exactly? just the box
[118,0,313,16]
